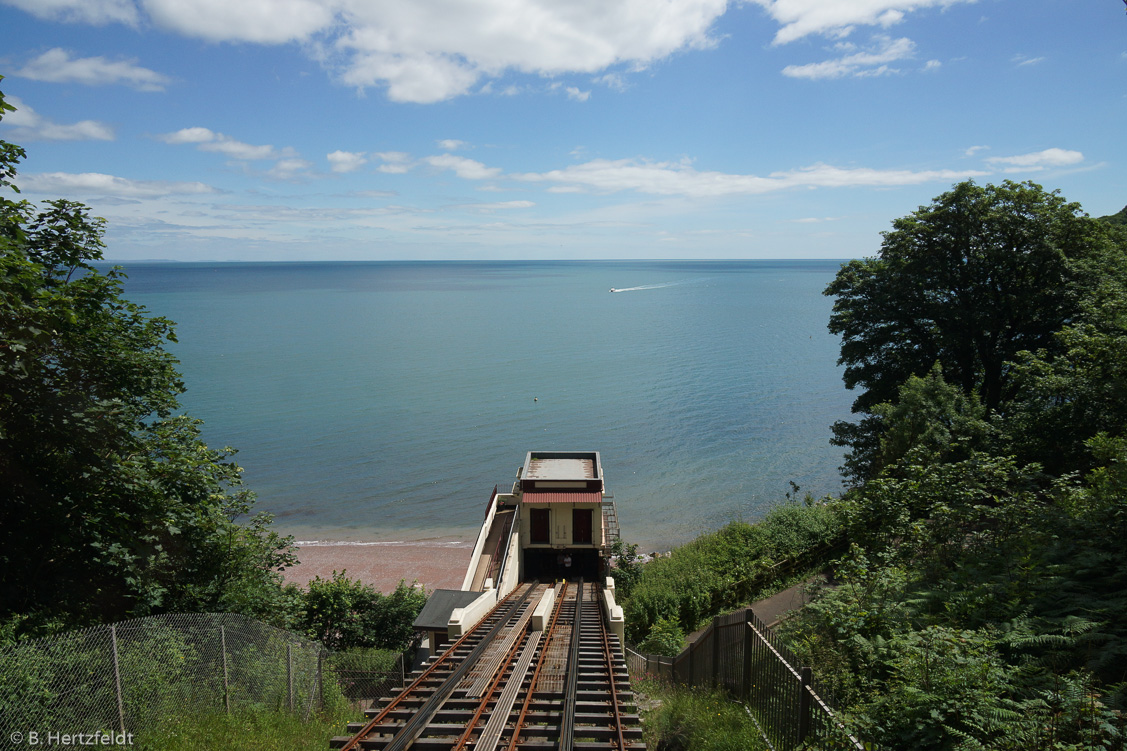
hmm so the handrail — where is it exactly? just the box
[629,607,871,751]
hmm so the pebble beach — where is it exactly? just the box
[282,539,475,594]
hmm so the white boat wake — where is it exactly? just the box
[609,279,703,293]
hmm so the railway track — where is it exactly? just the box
[332,580,645,751]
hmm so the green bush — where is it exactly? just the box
[624,501,843,643]
[300,572,426,652]
[637,617,685,657]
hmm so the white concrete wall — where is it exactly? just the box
[461,490,502,590]
[448,585,498,640]
[531,586,557,631]
[496,517,522,597]
[603,576,625,645]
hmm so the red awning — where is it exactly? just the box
[521,491,602,504]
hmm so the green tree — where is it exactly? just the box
[0,79,294,635]
[870,363,994,473]
[825,180,1122,481]
[1003,303,1127,474]
[300,572,426,651]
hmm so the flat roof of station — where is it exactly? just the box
[522,451,602,481]
[525,458,595,480]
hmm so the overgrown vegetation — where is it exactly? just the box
[622,499,844,646]
[133,706,359,751]
[638,681,768,751]
[775,181,1127,749]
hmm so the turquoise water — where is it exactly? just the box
[117,260,855,550]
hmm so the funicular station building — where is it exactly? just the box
[414,450,625,653]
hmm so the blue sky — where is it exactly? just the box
[0,0,1123,261]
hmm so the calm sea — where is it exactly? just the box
[115,260,855,550]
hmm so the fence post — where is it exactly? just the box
[318,651,325,712]
[110,626,126,734]
[741,610,753,701]
[711,617,720,690]
[287,644,294,712]
[220,626,230,714]
[798,666,813,744]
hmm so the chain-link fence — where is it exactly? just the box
[0,612,329,742]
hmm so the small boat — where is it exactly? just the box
[609,288,618,292]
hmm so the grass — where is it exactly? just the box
[132,706,362,751]
[637,680,768,751]
[624,501,844,644]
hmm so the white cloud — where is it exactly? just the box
[200,139,279,161]
[333,0,729,101]
[964,145,989,156]
[1,0,139,25]
[566,86,591,101]
[751,0,971,45]
[1012,54,1045,67]
[514,157,986,197]
[782,36,915,79]
[158,127,285,160]
[456,200,536,212]
[4,0,732,103]
[159,126,217,144]
[437,139,466,150]
[327,150,368,173]
[595,72,628,91]
[20,171,216,197]
[923,59,941,71]
[374,151,413,173]
[143,0,336,44]
[425,154,502,180]
[16,48,171,91]
[268,158,314,180]
[985,148,1083,172]
[0,96,114,141]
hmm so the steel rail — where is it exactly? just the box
[503,582,570,751]
[598,594,627,751]
[558,578,585,751]
[450,597,541,750]
[337,582,535,751]
[380,582,541,751]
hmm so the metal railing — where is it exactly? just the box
[627,607,869,751]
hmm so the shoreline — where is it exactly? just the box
[283,539,475,594]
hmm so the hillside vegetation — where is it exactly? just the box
[624,181,1127,750]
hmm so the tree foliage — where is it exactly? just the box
[778,179,1127,748]
[825,180,1123,481]
[300,572,427,652]
[0,79,295,636]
